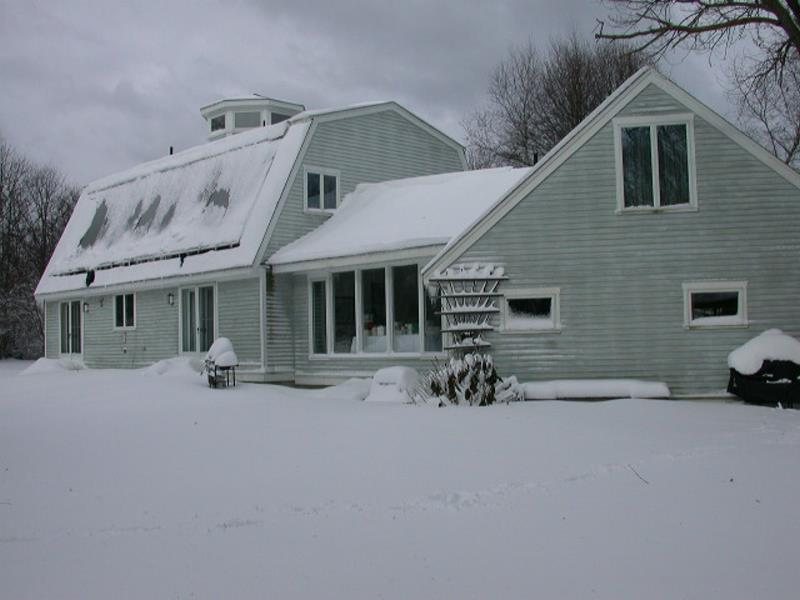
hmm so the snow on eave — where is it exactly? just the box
[199,95,305,114]
[422,66,800,279]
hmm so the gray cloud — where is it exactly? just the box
[0,0,734,185]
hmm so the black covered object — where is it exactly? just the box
[728,360,800,408]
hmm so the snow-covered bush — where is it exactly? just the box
[366,367,420,403]
[415,352,524,406]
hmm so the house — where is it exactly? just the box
[36,68,800,396]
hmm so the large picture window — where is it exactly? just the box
[308,263,442,356]
[616,116,695,211]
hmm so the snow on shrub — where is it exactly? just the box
[728,329,800,375]
[365,367,419,403]
[415,352,524,406]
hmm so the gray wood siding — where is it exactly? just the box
[265,109,464,373]
[44,300,59,358]
[265,273,295,373]
[217,278,261,366]
[452,83,800,396]
[81,288,179,368]
[290,273,439,380]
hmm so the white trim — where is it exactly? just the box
[613,114,698,213]
[37,265,260,303]
[272,245,441,273]
[423,67,800,279]
[682,280,748,329]
[500,287,561,334]
[112,293,137,331]
[303,165,340,213]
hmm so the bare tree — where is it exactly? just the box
[464,35,652,168]
[733,54,800,166]
[596,1,800,82]
[0,135,79,358]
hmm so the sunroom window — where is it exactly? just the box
[683,282,747,328]
[617,117,694,210]
[308,263,442,356]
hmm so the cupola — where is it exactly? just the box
[199,94,305,141]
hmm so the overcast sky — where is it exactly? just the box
[0,0,734,185]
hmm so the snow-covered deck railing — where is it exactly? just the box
[428,263,507,353]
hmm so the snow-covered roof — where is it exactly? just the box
[269,167,532,270]
[36,119,310,296]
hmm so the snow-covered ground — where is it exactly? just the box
[1,361,799,599]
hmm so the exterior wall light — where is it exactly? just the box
[168,292,175,306]
[83,302,89,313]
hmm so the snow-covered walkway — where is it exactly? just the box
[1,361,799,599]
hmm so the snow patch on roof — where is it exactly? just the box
[269,167,532,268]
[36,120,310,296]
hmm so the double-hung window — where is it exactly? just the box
[304,167,339,212]
[615,115,696,211]
[114,293,135,329]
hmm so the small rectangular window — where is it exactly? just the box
[210,114,225,132]
[234,111,260,128]
[503,288,560,332]
[271,112,290,124]
[305,168,339,211]
[683,282,747,328]
[114,293,135,328]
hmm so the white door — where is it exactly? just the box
[59,300,82,356]
[180,285,215,353]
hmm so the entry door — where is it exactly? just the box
[180,285,215,353]
[59,300,82,355]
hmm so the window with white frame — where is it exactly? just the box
[683,281,747,328]
[305,167,339,211]
[309,263,442,356]
[210,114,225,132]
[114,293,135,329]
[615,115,696,211]
[502,288,560,332]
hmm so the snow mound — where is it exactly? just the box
[314,378,372,402]
[20,357,85,376]
[366,367,419,403]
[142,356,202,377]
[728,329,800,375]
[205,338,238,367]
[523,379,670,400]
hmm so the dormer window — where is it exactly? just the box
[234,111,261,128]
[304,167,339,212]
[614,115,697,212]
[210,115,226,132]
